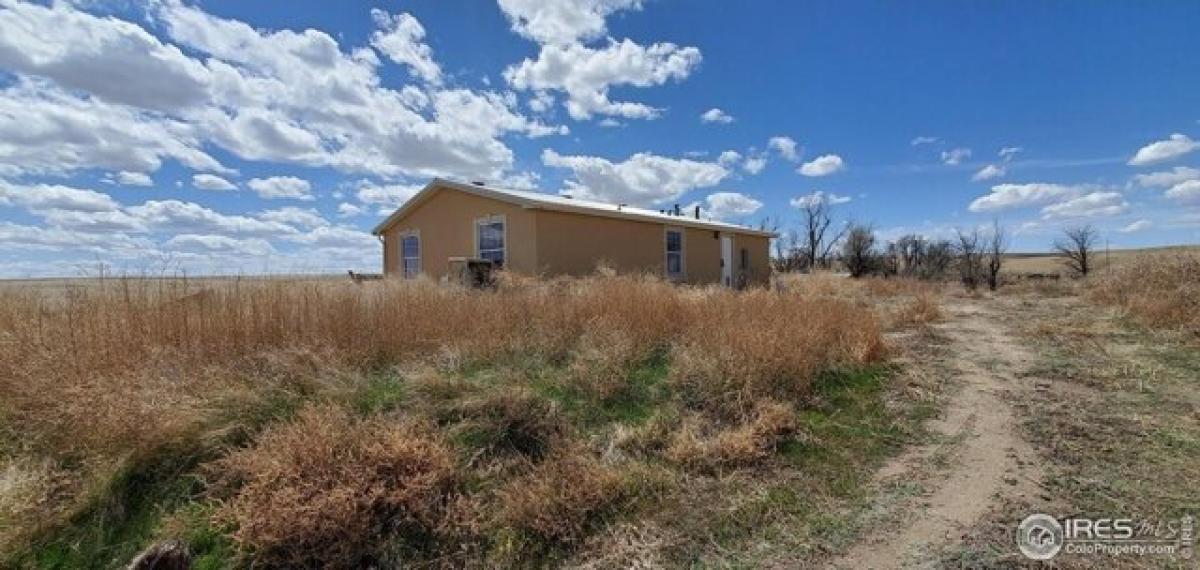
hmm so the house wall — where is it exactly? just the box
[532,209,770,285]
[735,233,772,286]
[684,227,722,284]
[380,190,538,279]
[532,209,664,277]
[378,185,771,285]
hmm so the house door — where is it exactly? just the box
[720,235,733,287]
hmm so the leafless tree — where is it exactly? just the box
[1053,224,1100,277]
[956,228,985,290]
[798,198,847,271]
[890,234,955,280]
[771,229,805,272]
[985,219,1008,291]
[841,223,878,278]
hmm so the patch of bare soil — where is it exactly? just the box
[834,297,1043,569]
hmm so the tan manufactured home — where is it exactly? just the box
[372,179,774,286]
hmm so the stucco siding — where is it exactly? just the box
[381,190,537,279]
[377,183,771,285]
[683,227,722,285]
[736,234,772,286]
[532,209,665,277]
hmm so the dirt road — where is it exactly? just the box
[834,296,1043,569]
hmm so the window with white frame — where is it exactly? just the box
[476,216,505,268]
[665,229,683,279]
[401,233,420,278]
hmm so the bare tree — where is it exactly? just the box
[985,219,1008,291]
[891,234,955,280]
[1053,224,1100,277]
[798,198,847,271]
[841,223,878,278]
[956,228,985,290]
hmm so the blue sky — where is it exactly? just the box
[1,0,1198,277]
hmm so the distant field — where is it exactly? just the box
[1003,244,1200,275]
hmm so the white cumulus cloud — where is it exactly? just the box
[496,0,643,46]
[972,164,1006,182]
[798,154,845,177]
[1128,133,1199,166]
[700,108,734,124]
[768,136,799,162]
[968,183,1084,212]
[247,176,314,200]
[542,148,728,205]
[742,155,767,175]
[504,39,701,120]
[0,180,120,213]
[354,181,424,212]
[0,0,566,184]
[1131,166,1200,188]
[257,207,330,229]
[110,171,154,187]
[941,147,972,165]
[192,174,237,191]
[694,191,762,220]
[1040,191,1129,219]
[1165,179,1200,203]
[790,191,851,208]
[369,9,442,84]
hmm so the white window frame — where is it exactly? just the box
[474,214,507,268]
[664,226,685,281]
[399,230,421,279]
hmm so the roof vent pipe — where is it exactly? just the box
[471,180,486,186]
[694,205,700,219]
[673,203,680,216]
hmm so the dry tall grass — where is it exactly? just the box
[207,405,458,568]
[1089,252,1200,334]
[0,273,893,565]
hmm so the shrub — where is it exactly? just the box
[1090,252,1200,333]
[666,400,800,472]
[448,385,567,461]
[0,273,892,560]
[208,405,458,567]
[670,290,885,418]
[494,451,627,545]
[567,323,644,402]
[891,293,943,327]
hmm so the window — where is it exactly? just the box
[476,216,505,268]
[740,247,749,271]
[401,233,420,278]
[665,229,683,279]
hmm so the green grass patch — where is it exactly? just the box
[17,446,207,569]
[352,370,407,415]
[529,350,671,429]
[782,365,913,487]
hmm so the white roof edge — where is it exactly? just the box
[372,178,777,237]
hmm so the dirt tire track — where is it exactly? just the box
[833,297,1043,569]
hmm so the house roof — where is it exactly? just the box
[371,178,777,238]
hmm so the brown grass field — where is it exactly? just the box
[0,251,1196,568]
[1002,244,1200,275]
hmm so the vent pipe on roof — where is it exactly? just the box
[618,203,626,211]
[471,180,486,186]
[694,205,700,219]
[673,203,680,216]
